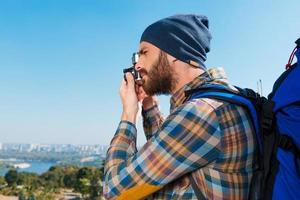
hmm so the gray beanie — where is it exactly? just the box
[140,14,212,68]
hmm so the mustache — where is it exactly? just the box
[138,68,148,76]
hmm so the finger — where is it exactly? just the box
[136,85,144,95]
[139,87,147,96]
[136,85,143,100]
[137,92,145,102]
[120,76,126,89]
[125,73,135,87]
[121,76,126,85]
[135,84,139,93]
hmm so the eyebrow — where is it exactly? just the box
[138,47,148,54]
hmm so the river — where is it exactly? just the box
[0,161,56,176]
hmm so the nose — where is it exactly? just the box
[135,64,142,71]
[135,58,143,71]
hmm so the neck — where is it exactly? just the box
[171,66,205,95]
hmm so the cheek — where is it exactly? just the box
[145,61,154,72]
[141,65,151,76]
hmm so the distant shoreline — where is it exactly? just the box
[13,162,31,169]
[0,160,56,176]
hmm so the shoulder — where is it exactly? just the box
[169,98,224,123]
[182,97,224,115]
[179,96,249,122]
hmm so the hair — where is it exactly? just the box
[142,50,178,95]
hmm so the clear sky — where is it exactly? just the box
[0,0,299,145]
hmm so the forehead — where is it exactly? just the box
[139,41,159,51]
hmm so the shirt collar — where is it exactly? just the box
[170,67,230,112]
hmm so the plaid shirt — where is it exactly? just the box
[104,67,258,200]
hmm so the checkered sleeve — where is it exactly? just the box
[142,105,164,140]
[103,100,221,200]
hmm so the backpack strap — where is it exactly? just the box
[185,85,263,153]
[278,135,300,159]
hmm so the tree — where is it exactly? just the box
[76,167,93,180]
[18,191,26,200]
[28,193,36,200]
[48,166,58,172]
[63,166,78,188]
[63,173,77,188]
[74,167,95,199]
[89,168,103,198]
[16,172,39,190]
[77,178,91,198]
[0,176,7,185]
[4,169,18,186]
[40,171,61,189]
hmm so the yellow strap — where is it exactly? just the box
[116,184,162,200]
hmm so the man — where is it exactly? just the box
[103,14,258,200]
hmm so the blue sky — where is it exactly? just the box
[0,0,299,145]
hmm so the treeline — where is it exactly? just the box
[0,165,104,200]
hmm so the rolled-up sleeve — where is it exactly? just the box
[103,100,221,200]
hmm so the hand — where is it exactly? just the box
[136,86,158,110]
[120,73,139,123]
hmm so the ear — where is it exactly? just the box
[166,54,178,64]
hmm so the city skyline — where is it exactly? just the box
[0,0,299,145]
[0,142,108,154]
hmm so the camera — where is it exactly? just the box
[123,53,143,85]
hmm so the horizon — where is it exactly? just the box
[0,0,299,145]
[0,142,108,146]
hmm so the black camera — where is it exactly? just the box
[123,53,143,85]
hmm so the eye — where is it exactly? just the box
[139,49,148,56]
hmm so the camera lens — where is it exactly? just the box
[132,53,139,64]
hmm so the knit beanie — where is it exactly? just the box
[140,14,212,68]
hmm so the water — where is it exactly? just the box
[0,161,55,176]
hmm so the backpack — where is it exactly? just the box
[186,38,300,200]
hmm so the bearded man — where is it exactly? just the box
[103,14,258,200]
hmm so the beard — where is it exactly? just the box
[142,51,178,96]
